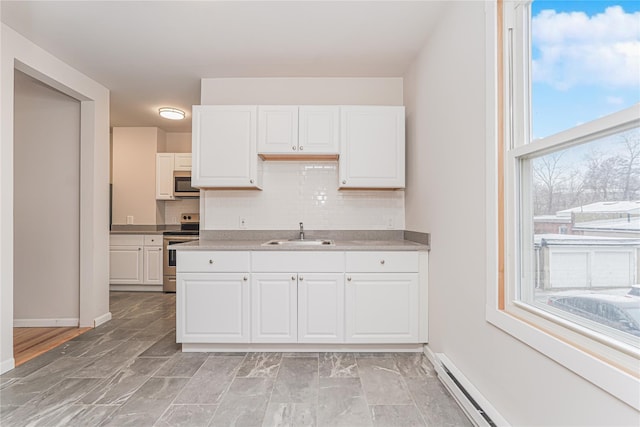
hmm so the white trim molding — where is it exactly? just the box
[13,318,80,328]
[0,358,15,375]
[94,311,112,327]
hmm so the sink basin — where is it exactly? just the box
[262,239,335,246]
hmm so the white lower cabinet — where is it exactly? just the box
[345,273,419,343]
[345,251,421,343]
[176,251,251,343]
[251,272,345,344]
[298,273,345,343]
[177,273,250,343]
[251,274,298,343]
[143,236,163,285]
[110,234,163,286]
[251,252,345,344]
[176,249,426,346]
[109,245,144,284]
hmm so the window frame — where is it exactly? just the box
[487,0,640,410]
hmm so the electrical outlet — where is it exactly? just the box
[239,216,248,229]
[386,217,394,229]
[126,215,134,224]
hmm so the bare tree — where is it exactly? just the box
[533,152,566,214]
[584,151,618,201]
[618,133,640,200]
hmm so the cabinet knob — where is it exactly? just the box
[158,248,162,251]
[380,260,385,265]
[243,276,248,281]
[347,277,352,282]
[342,180,347,184]
[209,259,213,264]
[250,179,254,184]
[299,146,304,151]
[138,247,142,251]
[291,276,296,281]
[299,276,304,281]
[292,146,297,151]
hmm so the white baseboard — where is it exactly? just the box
[424,346,509,427]
[109,285,163,292]
[13,318,79,327]
[183,343,425,353]
[94,312,112,327]
[0,357,15,375]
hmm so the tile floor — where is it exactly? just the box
[0,292,471,427]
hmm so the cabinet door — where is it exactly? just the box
[299,106,339,154]
[251,273,297,343]
[177,273,250,343]
[345,273,419,343]
[339,106,405,189]
[155,153,175,200]
[109,245,144,284]
[298,273,344,343]
[143,246,163,285]
[174,153,192,171]
[192,105,261,188]
[257,106,299,154]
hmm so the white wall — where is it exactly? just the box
[201,77,403,105]
[200,77,404,230]
[404,2,639,425]
[112,127,166,225]
[165,132,191,153]
[13,71,81,324]
[1,24,110,373]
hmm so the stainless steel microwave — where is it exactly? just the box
[173,171,199,198]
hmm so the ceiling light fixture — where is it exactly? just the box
[159,107,185,120]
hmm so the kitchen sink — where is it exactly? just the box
[262,239,335,246]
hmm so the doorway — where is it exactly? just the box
[12,70,84,363]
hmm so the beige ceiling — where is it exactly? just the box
[1,1,446,132]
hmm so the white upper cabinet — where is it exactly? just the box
[299,106,340,155]
[257,106,299,154]
[258,106,339,157]
[192,105,262,189]
[339,106,405,189]
[156,153,175,200]
[174,153,192,171]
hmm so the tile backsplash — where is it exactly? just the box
[202,162,404,230]
[164,198,200,224]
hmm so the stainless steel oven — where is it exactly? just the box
[163,213,199,292]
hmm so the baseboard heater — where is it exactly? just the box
[431,352,509,427]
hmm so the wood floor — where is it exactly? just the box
[13,327,91,366]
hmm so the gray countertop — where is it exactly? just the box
[110,225,179,235]
[170,239,427,251]
[113,229,431,250]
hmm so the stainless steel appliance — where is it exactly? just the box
[173,171,199,198]
[163,213,199,292]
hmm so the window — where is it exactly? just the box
[495,0,640,407]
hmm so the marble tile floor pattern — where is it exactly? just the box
[0,292,471,427]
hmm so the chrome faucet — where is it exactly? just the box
[299,222,305,240]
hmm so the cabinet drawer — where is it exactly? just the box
[345,251,418,272]
[177,251,250,273]
[252,251,344,272]
[110,234,144,246]
[144,235,162,246]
